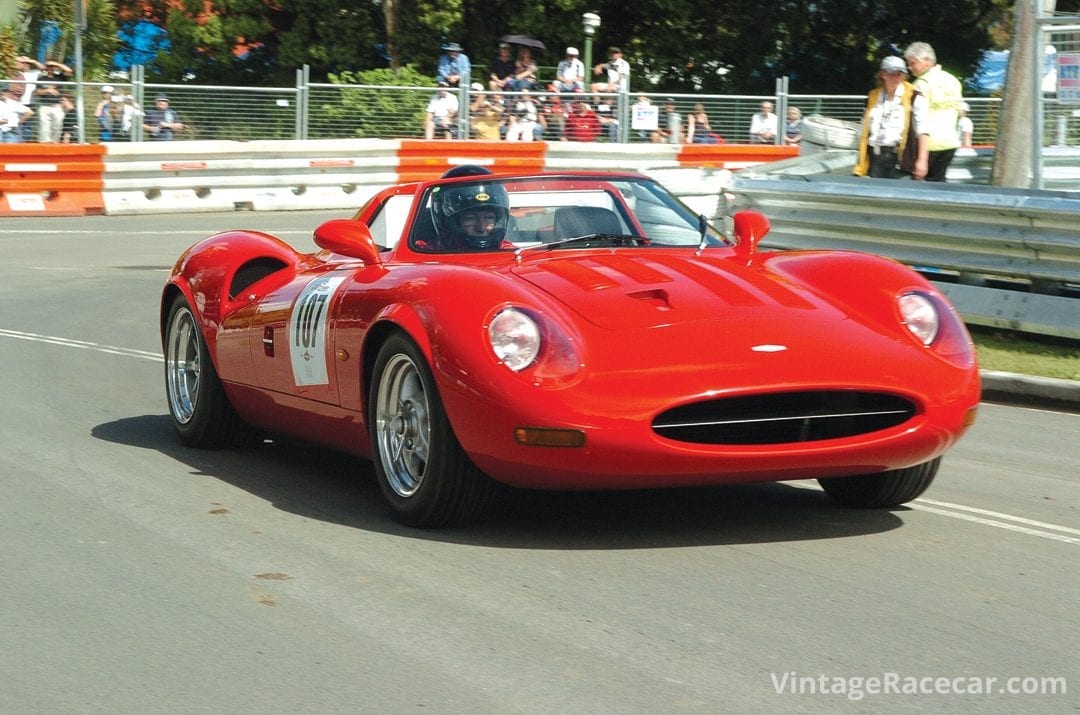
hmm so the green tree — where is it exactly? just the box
[146,0,275,83]
[313,64,433,138]
[110,0,1013,93]
[13,0,118,79]
[275,0,382,80]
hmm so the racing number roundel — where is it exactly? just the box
[288,275,346,386]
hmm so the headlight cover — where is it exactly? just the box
[898,292,939,346]
[489,307,541,371]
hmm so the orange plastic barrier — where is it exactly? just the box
[397,140,547,182]
[0,144,107,216]
[677,143,799,169]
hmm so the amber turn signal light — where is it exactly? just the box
[514,427,586,447]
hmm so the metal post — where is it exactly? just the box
[582,13,601,88]
[617,87,629,143]
[131,64,143,142]
[297,66,307,140]
[1033,0,1045,189]
[73,0,86,142]
[775,77,789,146]
[458,76,470,140]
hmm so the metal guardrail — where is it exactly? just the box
[728,154,1080,339]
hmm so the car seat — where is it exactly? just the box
[551,206,623,241]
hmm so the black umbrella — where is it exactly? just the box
[500,35,546,51]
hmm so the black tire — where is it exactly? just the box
[819,457,941,508]
[164,294,252,448]
[368,333,498,527]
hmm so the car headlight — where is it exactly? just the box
[898,292,939,346]
[489,308,541,371]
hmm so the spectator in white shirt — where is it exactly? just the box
[749,101,777,144]
[424,82,459,139]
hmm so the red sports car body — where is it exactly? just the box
[162,170,980,526]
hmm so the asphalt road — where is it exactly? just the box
[1,213,1077,713]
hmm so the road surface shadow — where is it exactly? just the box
[94,414,908,549]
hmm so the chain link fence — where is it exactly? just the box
[7,72,1003,146]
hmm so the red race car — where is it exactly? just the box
[162,167,980,527]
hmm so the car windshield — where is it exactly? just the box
[408,175,729,253]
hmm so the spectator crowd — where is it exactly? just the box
[3,36,974,170]
[2,55,186,144]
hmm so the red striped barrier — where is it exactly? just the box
[397,140,547,182]
[676,143,799,169]
[0,144,106,216]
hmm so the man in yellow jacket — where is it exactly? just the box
[904,42,963,182]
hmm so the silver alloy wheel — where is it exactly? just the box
[166,305,200,425]
[374,353,431,497]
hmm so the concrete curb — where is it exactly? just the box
[980,370,1080,412]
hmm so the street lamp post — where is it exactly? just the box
[582,12,601,83]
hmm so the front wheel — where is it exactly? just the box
[164,294,251,448]
[818,458,940,508]
[369,333,499,527]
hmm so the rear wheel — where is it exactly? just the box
[369,333,498,527]
[819,458,940,508]
[164,294,251,448]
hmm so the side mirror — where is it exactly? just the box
[313,219,382,264]
[732,209,770,258]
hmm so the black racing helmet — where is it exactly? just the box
[440,164,493,178]
[431,181,510,249]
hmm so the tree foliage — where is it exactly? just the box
[7,0,1012,93]
[314,64,434,138]
[6,0,118,79]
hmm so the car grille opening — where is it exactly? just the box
[652,391,917,445]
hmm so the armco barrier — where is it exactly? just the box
[3,139,799,217]
[100,139,403,214]
[0,144,106,217]
[92,139,800,215]
[729,167,1080,339]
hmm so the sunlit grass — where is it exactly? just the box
[969,327,1080,381]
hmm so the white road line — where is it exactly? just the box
[913,504,1080,546]
[787,481,1080,547]
[915,497,1080,537]
[6,324,1079,546]
[0,328,163,362]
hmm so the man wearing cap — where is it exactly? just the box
[591,47,630,94]
[142,94,184,140]
[554,47,585,93]
[853,56,928,180]
[904,41,962,181]
[94,85,115,140]
[437,42,471,88]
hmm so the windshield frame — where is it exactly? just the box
[406,174,730,254]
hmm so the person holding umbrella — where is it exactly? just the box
[511,46,539,91]
[499,36,545,92]
[489,42,516,92]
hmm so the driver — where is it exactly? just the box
[428,181,513,251]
